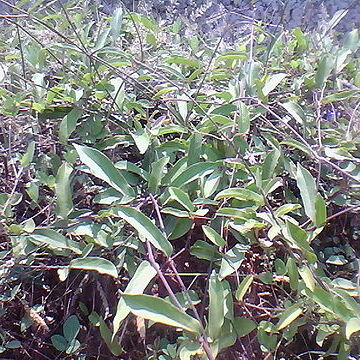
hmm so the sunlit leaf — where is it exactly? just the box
[69,257,118,278]
[235,275,254,301]
[122,294,202,334]
[276,304,302,330]
[113,261,157,335]
[55,162,73,219]
[207,272,224,340]
[74,144,134,199]
[296,163,317,223]
[112,206,173,256]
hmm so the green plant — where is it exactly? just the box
[0,2,360,359]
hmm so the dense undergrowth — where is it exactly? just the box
[1,2,360,359]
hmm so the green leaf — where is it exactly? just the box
[171,162,219,187]
[29,229,82,254]
[74,144,134,199]
[69,257,118,278]
[168,187,195,212]
[113,261,157,335]
[296,163,317,223]
[216,208,254,220]
[112,206,173,256]
[315,55,334,88]
[207,272,225,340]
[322,90,359,104]
[233,317,257,337]
[210,104,237,116]
[346,318,360,339]
[262,73,287,96]
[262,148,281,180]
[131,128,150,154]
[188,133,202,166]
[55,162,73,219]
[276,304,302,330]
[215,188,264,205]
[202,225,226,247]
[164,56,200,68]
[280,101,306,125]
[274,204,301,218]
[51,335,68,352]
[148,157,169,193]
[110,7,123,42]
[280,139,311,156]
[299,266,315,291]
[203,170,222,198]
[99,317,123,355]
[235,275,254,301]
[122,294,202,334]
[285,221,313,254]
[315,193,327,227]
[63,315,80,342]
[20,141,35,167]
[286,258,299,291]
[219,244,248,280]
[59,108,83,144]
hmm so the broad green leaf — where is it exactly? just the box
[113,261,157,335]
[171,162,219,187]
[315,193,327,227]
[235,275,254,301]
[74,144,134,199]
[315,55,334,88]
[69,257,118,278]
[274,204,301,218]
[20,141,35,167]
[210,104,237,116]
[343,29,360,52]
[236,101,250,134]
[168,187,195,212]
[280,139,311,156]
[112,206,173,256]
[190,240,220,261]
[167,217,193,240]
[286,258,299,291]
[131,128,150,154]
[148,157,169,193]
[188,133,202,166]
[276,304,302,330]
[59,108,83,144]
[262,73,287,96]
[29,229,82,254]
[164,55,200,68]
[285,221,313,254]
[179,340,202,360]
[233,317,256,337]
[262,148,281,180]
[280,101,306,125]
[203,170,222,198]
[110,7,123,42]
[99,317,122,355]
[323,90,360,104]
[215,188,264,205]
[63,315,80,342]
[207,272,224,340]
[296,163,317,223]
[299,266,315,291]
[202,225,226,247]
[55,162,73,219]
[51,335,68,352]
[219,244,248,280]
[216,208,254,220]
[122,294,202,334]
[346,318,360,339]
